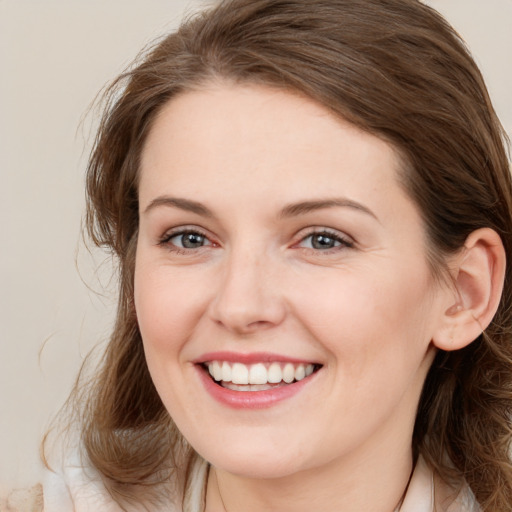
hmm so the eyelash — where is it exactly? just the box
[157,227,215,255]
[157,227,354,254]
[294,229,354,253]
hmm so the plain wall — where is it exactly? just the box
[1,0,511,491]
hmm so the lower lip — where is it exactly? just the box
[196,365,316,409]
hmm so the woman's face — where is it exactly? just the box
[135,83,449,479]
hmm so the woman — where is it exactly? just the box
[43,0,512,510]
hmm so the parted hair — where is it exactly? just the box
[59,0,512,510]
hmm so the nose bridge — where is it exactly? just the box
[210,242,285,333]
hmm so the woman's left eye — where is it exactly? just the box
[298,231,353,251]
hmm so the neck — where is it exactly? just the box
[206,441,413,512]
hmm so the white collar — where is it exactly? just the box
[398,456,434,512]
[187,455,479,512]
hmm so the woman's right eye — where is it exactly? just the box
[159,230,213,250]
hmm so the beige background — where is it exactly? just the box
[1,0,511,490]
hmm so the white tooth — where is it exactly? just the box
[283,363,295,383]
[294,364,306,381]
[268,363,283,383]
[208,363,215,378]
[221,361,232,382]
[231,363,249,384]
[223,383,253,391]
[212,361,223,381]
[305,364,314,377]
[249,363,268,384]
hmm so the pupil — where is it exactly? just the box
[312,234,334,249]
[182,233,204,248]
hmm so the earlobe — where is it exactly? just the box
[432,228,506,352]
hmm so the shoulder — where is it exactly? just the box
[400,456,481,512]
[43,446,125,511]
[42,442,208,512]
[444,484,481,512]
[0,484,43,512]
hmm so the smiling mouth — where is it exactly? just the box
[203,360,322,392]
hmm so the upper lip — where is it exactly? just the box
[193,351,320,365]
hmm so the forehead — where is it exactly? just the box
[139,83,406,209]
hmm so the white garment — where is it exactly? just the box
[42,450,479,512]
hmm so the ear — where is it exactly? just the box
[432,228,506,351]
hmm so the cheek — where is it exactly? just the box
[292,268,436,442]
[292,265,434,368]
[133,260,215,363]
[133,263,202,415]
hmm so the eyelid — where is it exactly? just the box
[292,227,355,250]
[157,225,217,249]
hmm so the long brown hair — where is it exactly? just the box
[60,0,512,509]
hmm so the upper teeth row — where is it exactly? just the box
[207,361,315,385]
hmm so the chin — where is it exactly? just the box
[190,431,313,479]
[211,452,307,480]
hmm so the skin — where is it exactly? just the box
[134,83,457,511]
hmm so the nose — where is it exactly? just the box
[208,249,287,335]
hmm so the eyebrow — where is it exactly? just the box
[143,195,378,222]
[143,196,214,217]
[280,198,378,221]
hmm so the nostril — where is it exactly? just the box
[246,319,274,330]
